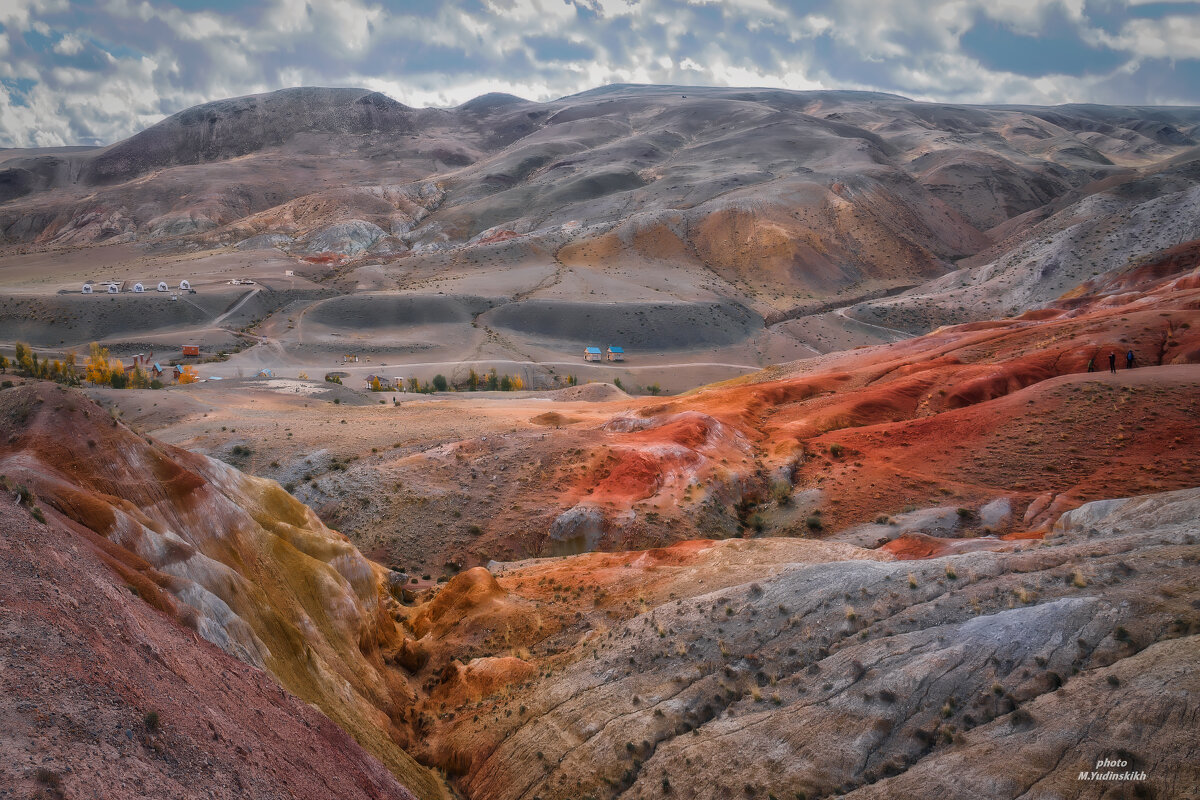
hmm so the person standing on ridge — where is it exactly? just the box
[1087,355,1096,373]
[1109,352,1117,374]
[1127,349,1135,369]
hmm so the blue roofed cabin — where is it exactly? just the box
[606,346,624,362]
[584,346,602,362]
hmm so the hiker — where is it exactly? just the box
[1087,356,1096,373]
[1108,352,1117,374]
[1126,349,1135,369]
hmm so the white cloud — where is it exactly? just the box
[1093,15,1200,60]
[0,0,1196,147]
[52,32,84,54]
[0,0,69,30]
[578,0,641,18]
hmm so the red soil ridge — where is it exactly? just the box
[560,250,1200,537]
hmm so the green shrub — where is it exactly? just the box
[35,768,62,792]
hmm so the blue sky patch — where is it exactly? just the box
[961,11,1127,77]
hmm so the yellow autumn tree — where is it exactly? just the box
[84,342,119,385]
[177,365,198,384]
[14,342,34,375]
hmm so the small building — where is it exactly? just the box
[182,345,200,358]
[606,346,624,362]
[179,279,191,291]
[343,354,359,363]
[584,346,602,362]
[366,374,396,390]
[284,269,295,277]
[81,283,93,294]
[132,282,145,293]
[107,283,119,294]
[151,362,164,376]
[156,281,169,292]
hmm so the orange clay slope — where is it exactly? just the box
[552,241,1200,541]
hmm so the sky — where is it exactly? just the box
[3,0,1200,147]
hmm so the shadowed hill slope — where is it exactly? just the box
[83,88,420,185]
[0,382,448,800]
[0,495,418,800]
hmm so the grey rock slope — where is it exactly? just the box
[454,487,1200,800]
[855,157,1200,329]
[4,85,1200,316]
[15,88,419,189]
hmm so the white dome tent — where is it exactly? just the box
[81,283,93,294]
[156,281,168,292]
[132,282,145,293]
[179,279,191,291]
[107,284,119,294]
